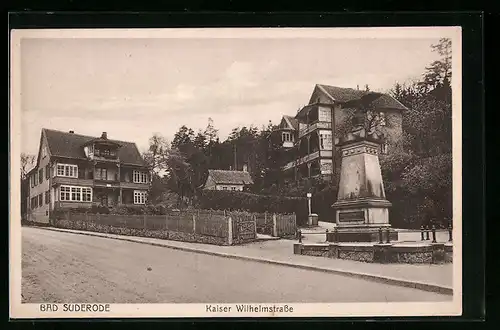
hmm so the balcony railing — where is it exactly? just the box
[283,150,320,170]
[52,176,93,186]
[298,121,332,138]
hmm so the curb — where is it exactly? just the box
[32,226,453,296]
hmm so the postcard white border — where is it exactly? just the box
[10,27,463,319]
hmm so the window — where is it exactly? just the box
[318,108,332,122]
[30,175,34,188]
[34,172,38,186]
[379,112,386,126]
[60,186,71,201]
[82,187,92,202]
[39,168,44,184]
[60,185,92,202]
[380,142,389,154]
[133,190,146,204]
[222,186,228,190]
[56,164,78,178]
[38,194,43,206]
[319,132,333,150]
[45,191,50,204]
[282,132,293,142]
[231,187,236,191]
[95,168,108,180]
[71,187,81,201]
[45,165,50,179]
[133,170,148,184]
[31,197,36,209]
[41,146,47,158]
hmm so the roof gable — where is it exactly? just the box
[43,129,146,166]
[316,84,408,110]
[207,169,253,185]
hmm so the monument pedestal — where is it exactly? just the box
[330,135,398,243]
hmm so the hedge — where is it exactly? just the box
[196,190,309,225]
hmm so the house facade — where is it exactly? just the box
[203,169,253,191]
[273,84,408,182]
[26,129,150,224]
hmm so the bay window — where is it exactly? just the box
[56,164,78,178]
[60,185,92,202]
[133,190,146,204]
[133,170,148,184]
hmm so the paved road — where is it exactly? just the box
[22,227,450,303]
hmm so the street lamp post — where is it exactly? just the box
[306,192,312,216]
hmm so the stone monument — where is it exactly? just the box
[330,112,398,242]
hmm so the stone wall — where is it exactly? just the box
[295,242,453,264]
[53,218,230,245]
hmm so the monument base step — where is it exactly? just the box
[327,228,399,243]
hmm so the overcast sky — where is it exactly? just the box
[20,35,443,155]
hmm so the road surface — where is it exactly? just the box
[21,227,450,303]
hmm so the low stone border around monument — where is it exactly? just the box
[294,242,453,264]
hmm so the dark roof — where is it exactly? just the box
[207,169,253,185]
[317,84,408,110]
[43,129,146,166]
[283,115,299,130]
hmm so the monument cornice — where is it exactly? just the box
[332,198,392,209]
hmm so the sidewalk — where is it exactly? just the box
[35,226,453,295]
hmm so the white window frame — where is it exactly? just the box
[60,185,92,202]
[380,142,389,154]
[133,170,148,184]
[379,111,386,126]
[56,164,78,178]
[133,190,146,204]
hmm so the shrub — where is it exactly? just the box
[196,190,308,225]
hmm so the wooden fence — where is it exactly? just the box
[275,213,297,237]
[255,212,273,236]
[63,211,227,238]
[59,209,296,241]
[229,211,257,241]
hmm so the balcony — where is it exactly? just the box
[93,178,120,188]
[298,121,332,138]
[282,150,334,171]
[120,181,150,190]
[89,149,120,163]
[52,176,93,187]
[283,150,320,170]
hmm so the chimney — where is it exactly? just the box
[101,132,107,139]
[69,130,74,134]
[356,84,359,90]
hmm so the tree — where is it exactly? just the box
[422,38,452,89]
[142,134,170,204]
[20,153,35,221]
[383,39,453,228]
[21,153,35,179]
[171,125,195,152]
[143,134,169,176]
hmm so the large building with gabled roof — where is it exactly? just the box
[273,84,408,182]
[26,128,150,224]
